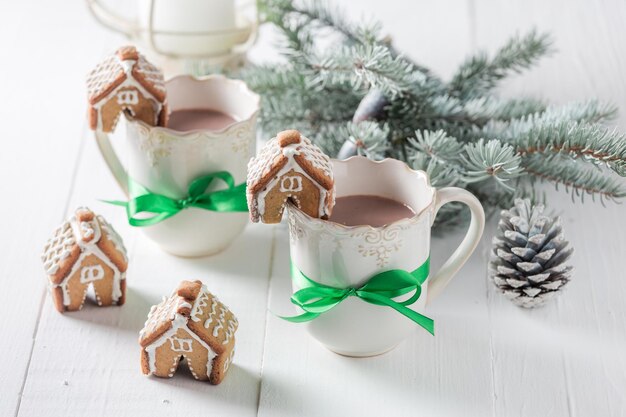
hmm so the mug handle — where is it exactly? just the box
[95,130,130,197]
[85,0,137,38]
[426,187,485,305]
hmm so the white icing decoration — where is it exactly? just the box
[190,291,209,322]
[119,58,135,74]
[212,306,227,338]
[255,160,331,219]
[223,316,238,345]
[281,146,300,158]
[140,292,180,339]
[71,217,123,304]
[117,89,139,105]
[204,295,219,331]
[41,221,75,275]
[223,348,235,373]
[43,209,127,307]
[256,192,265,220]
[279,176,303,192]
[97,215,128,264]
[169,336,193,353]
[205,296,238,345]
[247,134,334,219]
[88,53,165,131]
[92,75,162,131]
[80,221,95,239]
[80,265,105,284]
[144,314,216,378]
[142,285,238,379]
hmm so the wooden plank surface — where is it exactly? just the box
[16,127,275,416]
[474,1,626,415]
[1,0,625,416]
[258,225,497,417]
[0,1,125,414]
[474,0,626,129]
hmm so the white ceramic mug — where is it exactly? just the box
[95,75,259,257]
[286,157,485,357]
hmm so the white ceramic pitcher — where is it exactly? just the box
[95,75,259,257]
[286,157,485,357]
[86,0,256,58]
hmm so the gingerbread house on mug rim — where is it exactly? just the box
[139,280,238,385]
[41,207,128,313]
[246,130,335,224]
[86,46,167,133]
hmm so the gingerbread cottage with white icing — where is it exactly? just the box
[86,45,167,133]
[41,207,128,313]
[139,280,238,385]
[247,129,335,223]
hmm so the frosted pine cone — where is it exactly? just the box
[489,199,574,308]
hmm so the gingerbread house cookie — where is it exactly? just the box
[41,207,128,313]
[86,45,167,133]
[139,280,238,385]
[247,129,335,223]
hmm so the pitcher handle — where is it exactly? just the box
[426,187,485,304]
[86,0,137,38]
[95,130,130,197]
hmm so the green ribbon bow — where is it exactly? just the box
[107,171,248,227]
[281,258,434,335]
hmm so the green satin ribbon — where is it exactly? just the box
[281,258,434,335]
[107,171,248,227]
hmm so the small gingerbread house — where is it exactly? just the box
[139,280,238,385]
[86,46,167,133]
[41,208,128,313]
[247,129,335,223]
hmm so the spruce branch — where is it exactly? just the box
[523,155,626,203]
[407,130,464,165]
[417,96,546,129]
[331,121,390,159]
[259,95,315,134]
[242,66,308,94]
[413,155,463,188]
[468,185,517,212]
[512,121,626,176]
[463,97,547,122]
[481,99,619,141]
[259,0,314,54]
[449,30,553,99]
[259,94,354,144]
[541,100,618,124]
[260,0,381,46]
[411,156,468,232]
[462,139,524,191]
[306,44,419,97]
[245,0,626,224]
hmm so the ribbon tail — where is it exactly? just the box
[277,311,321,323]
[101,199,129,207]
[102,198,179,227]
[360,292,435,335]
[127,211,177,227]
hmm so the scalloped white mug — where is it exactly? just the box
[286,156,485,357]
[95,75,259,257]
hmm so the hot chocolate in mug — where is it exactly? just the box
[95,75,259,257]
[286,156,485,357]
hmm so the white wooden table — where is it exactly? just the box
[1,1,625,416]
